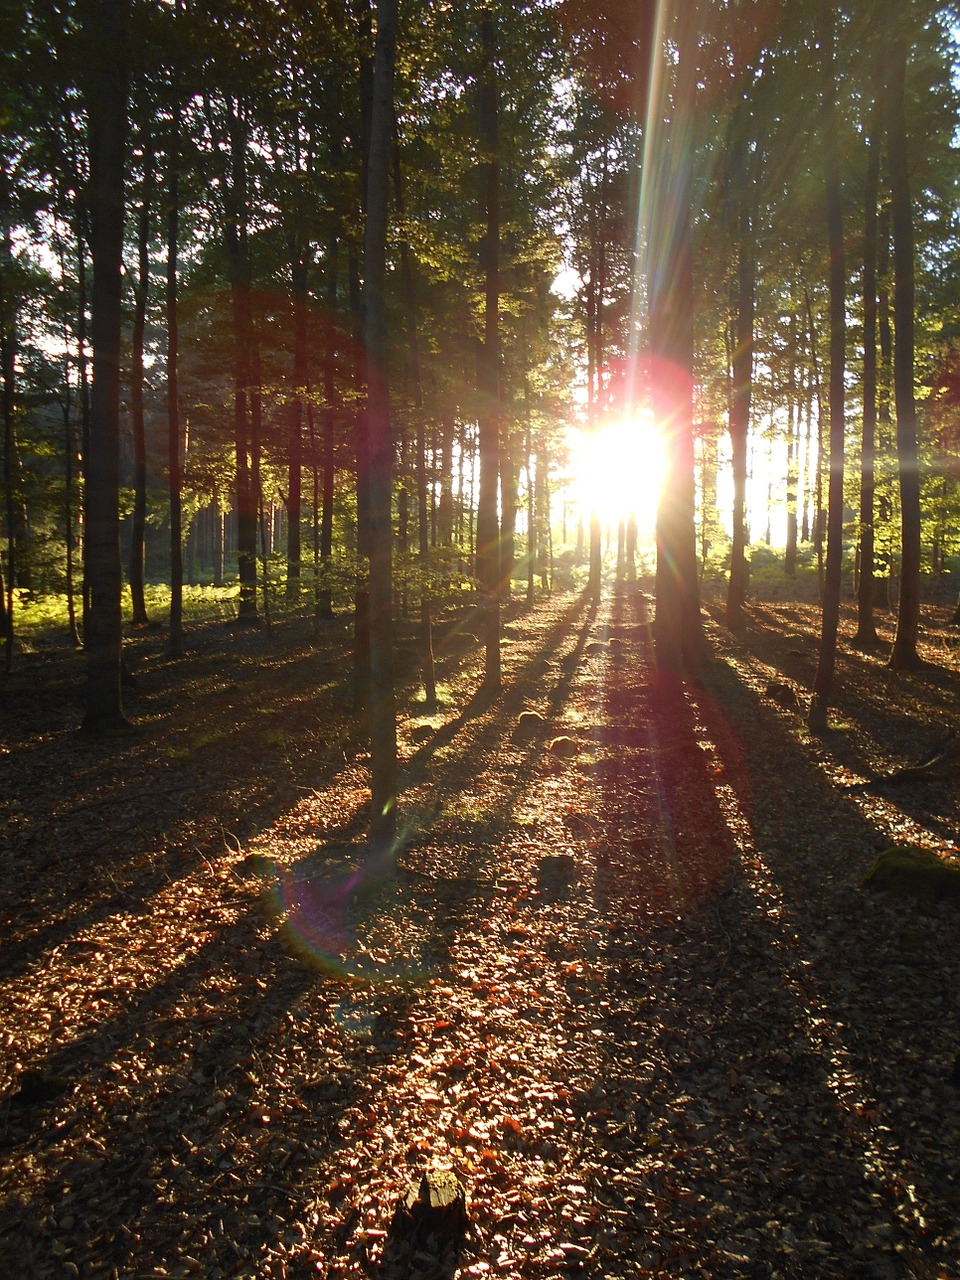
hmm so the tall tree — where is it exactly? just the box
[887,20,921,670]
[808,10,846,733]
[476,8,502,694]
[364,0,399,854]
[649,4,703,672]
[81,0,130,733]
[854,100,881,648]
[166,105,184,658]
[128,133,152,627]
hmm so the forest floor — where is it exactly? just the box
[2,579,960,1280]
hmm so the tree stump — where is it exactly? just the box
[862,846,960,906]
[382,1170,468,1279]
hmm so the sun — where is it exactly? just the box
[571,411,666,534]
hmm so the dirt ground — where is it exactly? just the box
[1,581,959,1280]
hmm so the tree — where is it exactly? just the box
[649,4,703,672]
[364,0,400,854]
[476,9,503,696]
[808,9,846,733]
[81,0,130,733]
[887,19,922,670]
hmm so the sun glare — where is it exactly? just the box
[572,412,666,534]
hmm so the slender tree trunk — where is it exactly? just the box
[63,397,80,647]
[223,100,258,623]
[393,134,436,708]
[855,111,880,647]
[75,200,92,637]
[800,369,812,544]
[319,235,337,622]
[81,0,129,732]
[286,245,308,601]
[809,18,846,732]
[476,11,501,693]
[887,30,922,670]
[352,2,374,715]
[364,0,399,853]
[784,315,798,577]
[726,164,755,628]
[0,223,16,669]
[526,427,536,604]
[129,137,151,626]
[499,437,518,598]
[804,288,825,596]
[167,123,183,657]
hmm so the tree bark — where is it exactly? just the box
[319,237,337,622]
[129,136,152,627]
[393,133,436,709]
[167,120,183,657]
[651,7,703,672]
[476,11,502,694]
[809,15,846,733]
[855,109,881,647]
[887,30,922,671]
[1,219,17,669]
[81,0,130,733]
[286,246,308,601]
[726,157,755,628]
[219,101,258,623]
[364,0,399,853]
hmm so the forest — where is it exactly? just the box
[3,0,960,1277]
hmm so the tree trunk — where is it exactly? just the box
[318,235,337,622]
[81,0,129,733]
[0,226,16,669]
[364,0,399,853]
[393,135,436,709]
[222,100,258,624]
[651,7,703,672]
[476,12,501,694]
[854,109,880,647]
[887,30,922,671]
[784,315,798,578]
[75,198,92,637]
[726,165,754,629]
[286,246,308,601]
[809,16,846,733]
[129,137,152,626]
[167,123,183,657]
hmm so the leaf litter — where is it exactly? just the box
[1,588,959,1278]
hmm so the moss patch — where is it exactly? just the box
[862,846,960,907]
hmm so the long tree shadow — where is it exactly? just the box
[0,589,611,1274]
[585,586,960,1278]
